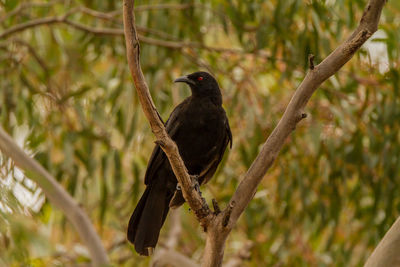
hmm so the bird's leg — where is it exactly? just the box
[190,174,210,222]
[190,174,201,196]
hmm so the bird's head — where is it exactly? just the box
[174,71,222,103]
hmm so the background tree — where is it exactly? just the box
[0,0,399,266]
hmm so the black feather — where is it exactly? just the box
[127,72,232,255]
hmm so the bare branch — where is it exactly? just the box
[0,14,261,56]
[1,16,63,39]
[228,0,385,229]
[364,216,400,267]
[0,0,63,23]
[0,16,124,39]
[78,6,121,21]
[0,14,185,45]
[11,38,50,74]
[222,201,235,227]
[201,0,386,266]
[212,199,221,214]
[308,54,315,70]
[122,0,213,225]
[0,127,109,265]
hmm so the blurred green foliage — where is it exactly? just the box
[0,0,399,266]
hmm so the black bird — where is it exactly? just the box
[127,71,232,256]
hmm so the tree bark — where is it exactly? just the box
[364,216,400,267]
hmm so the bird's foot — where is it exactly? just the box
[176,184,181,191]
[191,175,201,196]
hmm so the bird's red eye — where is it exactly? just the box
[197,76,203,81]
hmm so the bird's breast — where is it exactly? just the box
[173,103,226,173]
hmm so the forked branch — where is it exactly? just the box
[122,0,387,266]
[203,0,386,266]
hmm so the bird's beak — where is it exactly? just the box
[174,75,195,86]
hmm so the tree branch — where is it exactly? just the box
[364,216,400,267]
[0,13,258,56]
[0,127,109,265]
[0,15,124,39]
[0,0,63,23]
[11,38,50,74]
[227,0,385,230]
[122,0,213,226]
[201,0,386,266]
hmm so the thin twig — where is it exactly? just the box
[0,14,266,57]
[222,201,235,227]
[212,199,221,214]
[308,54,315,70]
[9,38,50,74]
[0,0,63,23]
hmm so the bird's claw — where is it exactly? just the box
[191,175,201,195]
[176,184,181,191]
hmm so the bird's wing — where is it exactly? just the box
[199,114,232,185]
[225,115,233,149]
[144,98,189,185]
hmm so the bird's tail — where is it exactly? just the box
[127,182,172,256]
